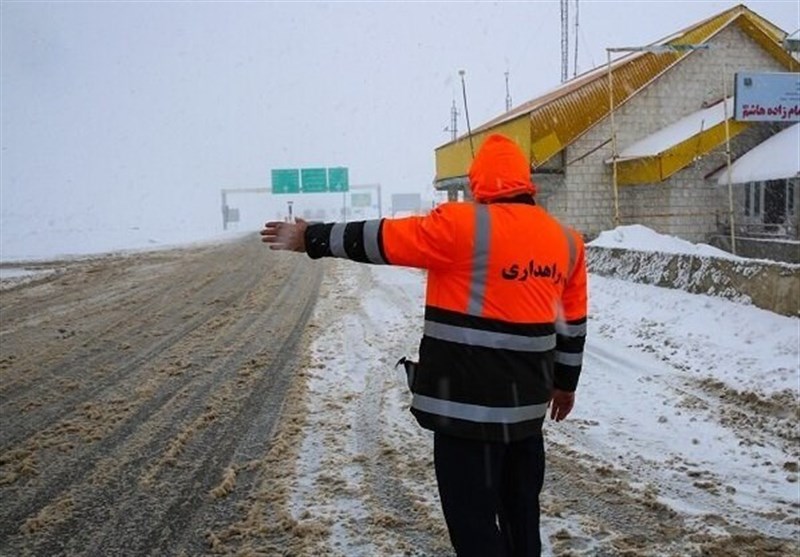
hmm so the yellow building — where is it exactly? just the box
[434,4,798,259]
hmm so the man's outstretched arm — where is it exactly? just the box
[261,206,458,270]
[260,220,308,252]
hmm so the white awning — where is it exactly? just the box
[716,123,800,184]
[614,98,733,161]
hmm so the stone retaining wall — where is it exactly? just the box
[587,246,800,317]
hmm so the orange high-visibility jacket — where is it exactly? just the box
[304,135,587,442]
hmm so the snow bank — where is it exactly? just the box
[588,225,800,316]
[589,224,741,260]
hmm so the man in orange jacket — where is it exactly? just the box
[261,133,587,557]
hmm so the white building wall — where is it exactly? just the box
[543,24,789,242]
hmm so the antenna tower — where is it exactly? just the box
[448,98,458,141]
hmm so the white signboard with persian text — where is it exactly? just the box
[734,71,800,122]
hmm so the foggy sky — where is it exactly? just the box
[1,1,798,242]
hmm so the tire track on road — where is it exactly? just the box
[0,247,262,449]
[350,265,451,557]
[86,259,322,556]
[0,238,321,556]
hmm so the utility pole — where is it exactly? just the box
[459,69,475,158]
[560,0,569,82]
[505,71,512,112]
[573,0,580,77]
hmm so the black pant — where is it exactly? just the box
[434,432,545,557]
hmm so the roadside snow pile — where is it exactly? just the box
[0,266,59,290]
[587,225,799,316]
[589,224,741,260]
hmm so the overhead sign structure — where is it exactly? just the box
[271,167,350,194]
[734,72,800,122]
[225,207,240,223]
[220,187,269,230]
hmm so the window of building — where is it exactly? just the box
[745,183,751,216]
[753,182,761,217]
[745,182,763,218]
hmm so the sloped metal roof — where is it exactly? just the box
[434,4,799,185]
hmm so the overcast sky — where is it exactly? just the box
[1,1,798,242]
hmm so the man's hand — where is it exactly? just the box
[549,389,575,422]
[260,219,308,252]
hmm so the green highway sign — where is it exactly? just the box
[328,167,349,192]
[301,168,328,193]
[271,166,350,194]
[271,169,300,194]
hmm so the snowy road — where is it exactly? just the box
[0,238,323,556]
[0,239,796,556]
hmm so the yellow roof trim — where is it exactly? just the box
[735,15,799,71]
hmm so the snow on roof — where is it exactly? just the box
[616,97,734,160]
[716,123,800,184]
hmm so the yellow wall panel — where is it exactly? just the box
[617,157,664,185]
[531,131,563,166]
[434,117,532,180]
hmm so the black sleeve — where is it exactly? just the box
[304,220,388,264]
[305,223,335,259]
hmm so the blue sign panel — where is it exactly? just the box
[734,72,800,122]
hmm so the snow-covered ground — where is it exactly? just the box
[0,225,249,287]
[286,225,799,555]
[293,258,798,554]
[0,223,246,263]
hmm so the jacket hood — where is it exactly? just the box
[468,134,537,202]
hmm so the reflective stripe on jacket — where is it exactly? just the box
[304,197,587,442]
